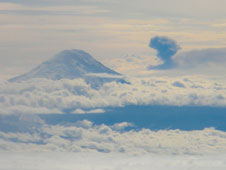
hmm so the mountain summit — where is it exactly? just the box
[9,49,126,87]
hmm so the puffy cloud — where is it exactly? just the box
[0,76,226,114]
[1,119,226,155]
[111,122,134,131]
[1,113,226,169]
[71,108,105,114]
[0,113,44,133]
[148,36,180,70]
[172,81,185,88]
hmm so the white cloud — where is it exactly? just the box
[0,115,226,169]
[1,119,226,155]
[71,108,105,114]
[1,152,226,170]
[111,122,134,131]
[0,76,226,114]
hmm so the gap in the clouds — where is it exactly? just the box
[40,105,226,131]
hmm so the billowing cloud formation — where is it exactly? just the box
[1,112,226,169]
[1,118,226,155]
[148,36,180,69]
[0,76,226,114]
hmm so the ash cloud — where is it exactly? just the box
[148,36,181,70]
[147,36,226,71]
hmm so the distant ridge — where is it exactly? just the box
[9,49,127,87]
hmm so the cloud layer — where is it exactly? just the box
[174,48,226,69]
[0,76,226,114]
[1,117,226,155]
[1,152,226,170]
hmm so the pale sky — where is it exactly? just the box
[1,1,226,162]
[1,0,226,80]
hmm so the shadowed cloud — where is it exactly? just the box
[148,36,180,70]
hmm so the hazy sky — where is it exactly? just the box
[1,0,226,80]
[1,2,226,167]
